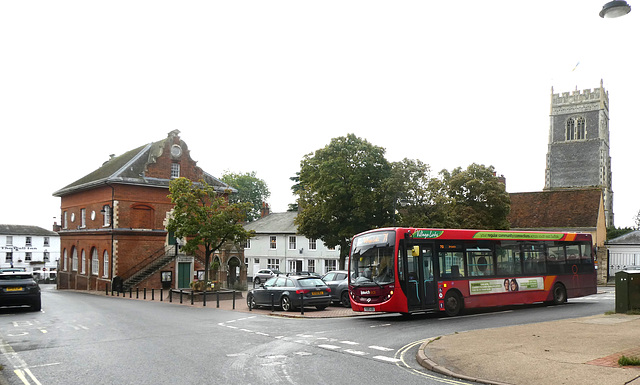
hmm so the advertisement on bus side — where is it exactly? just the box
[469,277,544,295]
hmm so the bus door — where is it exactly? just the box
[402,241,437,311]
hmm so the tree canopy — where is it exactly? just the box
[294,134,393,268]
[221,171,270,222]
[293,135,511,270]
[167,178,254,283]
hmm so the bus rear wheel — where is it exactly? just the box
[550,283,567,305]
[444,291,463,317]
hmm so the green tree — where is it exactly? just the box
[441,164,511,229]
[221,171,270,222]
[294,134,393,269]
[167,178,254,285]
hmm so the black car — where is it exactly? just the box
[247,276,332,311]
[0,272,41,311]
[322,270,351,307]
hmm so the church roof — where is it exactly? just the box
[508,188,603,229]
[244,212,298,234]
[52,131,235,197]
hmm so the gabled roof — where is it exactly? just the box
[244,212,298,234]
[0,224,58,236]
[508,188,603,229]
[607,230,640,245]
[52,131,234,197]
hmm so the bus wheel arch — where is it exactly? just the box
[550,283,567,305]
[444,290,464,317]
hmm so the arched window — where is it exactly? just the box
[91,248,99,275]
[81,250,86,274]
[576,117,586,139]
[72,247,78,271]
[63,249,68,271]
[103,250,109,278]
[566,119,575,140]
[566,116,586,141]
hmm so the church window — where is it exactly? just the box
[576,117,586,139]
[565,116,586,141]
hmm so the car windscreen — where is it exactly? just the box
[0,274,33,280]
[297,278,326,287]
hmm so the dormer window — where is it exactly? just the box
[171,163,180,179]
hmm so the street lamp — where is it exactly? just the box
[599,1,631,18]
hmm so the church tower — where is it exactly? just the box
[545,80,613,227]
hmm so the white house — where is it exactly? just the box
[243,212,340,278]
[0,224,60,279]
[606,230,640,280]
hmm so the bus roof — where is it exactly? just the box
[356,228,592,242]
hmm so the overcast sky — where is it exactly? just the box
[2,1,638,230]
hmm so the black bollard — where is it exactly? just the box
[180,290,183,304]
[216,292,220,308]
[232,290,236,310]
[136,288,139,299]
[300,292,304,315]
[152,289,155,301]
[271,293,275,312]
[144,288,147,300]
[191,291,194,305]
[203,291,207,307]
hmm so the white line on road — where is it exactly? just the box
[344,349,368,356]
[318,344,341,350]
[369,345,394,351]
[373,356,401,363]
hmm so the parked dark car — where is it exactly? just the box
[0,272,41,311]
[253,268,283,285]
[322,270,351,307]
[247,276,332,311]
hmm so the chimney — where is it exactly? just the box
[260,202,270,218]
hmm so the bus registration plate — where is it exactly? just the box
[364,307,376,312]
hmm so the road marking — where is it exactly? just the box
[344,349,367,356]
[0,333,43,385]
[370,323,391,328]
[373,356,401,363]
[339,340,359,345]
[318,344,341,350]
[369,345,394,351]
[255,332,269,336]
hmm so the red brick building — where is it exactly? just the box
[53,130,245,291]
[508,188,607,284]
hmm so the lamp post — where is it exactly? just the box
[599,0,631,18]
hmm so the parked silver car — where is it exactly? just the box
[322,270,351,307]
[253,268,282,285]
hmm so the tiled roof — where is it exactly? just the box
[52,132,233,197]
[607,230,640,245]
[0,224,58,236]
[508,188,603,229]
[244,212,298,234]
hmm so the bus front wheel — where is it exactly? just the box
[550,283,567,305]
[444,291,463,317]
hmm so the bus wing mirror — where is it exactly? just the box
[412,246,420,257]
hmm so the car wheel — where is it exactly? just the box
[254,277,261,285]
[280,296,292,312]
[444,290,463,317]
[316,305,328,310]
[247,294,257,309]
[340,291,350,308]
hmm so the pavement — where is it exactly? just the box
[75,287,640,385]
